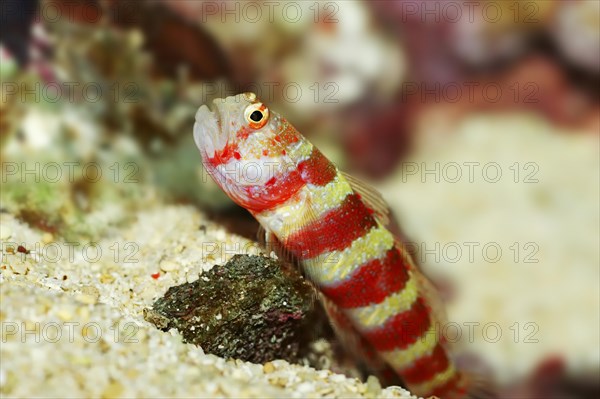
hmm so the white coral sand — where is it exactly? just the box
[0,208,416,398]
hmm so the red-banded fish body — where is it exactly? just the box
[193,93,469,398]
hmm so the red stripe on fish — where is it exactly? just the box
[284,193,377,259]
[401,343,450,385]
[241,169,305,212]
[363,296,431,352]
[298,148,337,186]
[319,247,410,308]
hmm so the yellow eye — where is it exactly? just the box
[244,102,269,129]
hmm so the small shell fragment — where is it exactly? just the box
[159,260,179,272]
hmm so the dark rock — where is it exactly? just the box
[145,254,321,363]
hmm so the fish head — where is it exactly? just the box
[193,92,303,208]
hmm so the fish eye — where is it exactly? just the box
[250,110,263,122]
[244,102,269,129]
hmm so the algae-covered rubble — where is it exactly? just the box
[145,254,321,364]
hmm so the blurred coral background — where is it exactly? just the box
[1,1,598,398]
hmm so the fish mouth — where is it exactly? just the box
[193,101,224,161]
[193,102,231,193]
[193,94,249,160]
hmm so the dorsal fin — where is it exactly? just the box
[341,171,390,227]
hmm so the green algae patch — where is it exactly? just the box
[145,254,320,363]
